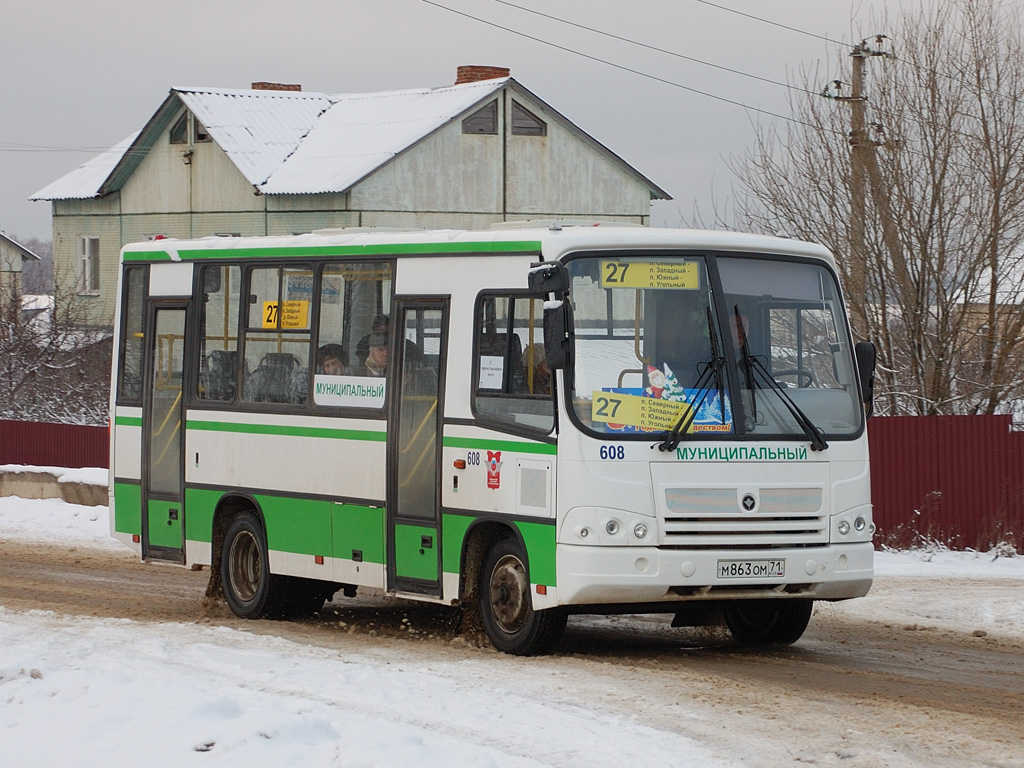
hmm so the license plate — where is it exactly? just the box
[717,559,786,579]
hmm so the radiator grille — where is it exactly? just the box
[662,486,826,548]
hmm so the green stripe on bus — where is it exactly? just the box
[441,513,556,587]
[184,487,218,544]
[123,240,542,263]
[115,415,143,427]
[123,251,172,262]
[113,481,142,536]
[187,420,386,442]
[443,436,557,455]
[394,523,439,581]
[184,487,385,564]
[516,520,557,586]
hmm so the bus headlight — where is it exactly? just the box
[560,507,658,545]
[838,520,851,536]
[854,516,866,532]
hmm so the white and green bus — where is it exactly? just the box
[109,225,876,654]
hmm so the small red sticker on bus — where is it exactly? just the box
[486,451,502,489]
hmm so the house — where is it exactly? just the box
[0,231,41,303]
[31,66,670,325]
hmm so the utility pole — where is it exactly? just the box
[824,36,896,341]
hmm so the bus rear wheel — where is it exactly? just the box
[222,510,280,619]
[478,538,566,656]
[723,599,813,646]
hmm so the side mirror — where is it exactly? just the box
[528,262,569,295]
[543,300,572,370]
[855,341,877,418]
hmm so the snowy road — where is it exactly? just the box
[2,496,1024,766]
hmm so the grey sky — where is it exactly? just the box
[0,0,895,242]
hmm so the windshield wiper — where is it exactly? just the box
[739,350,829,452]
[657,308,726,452]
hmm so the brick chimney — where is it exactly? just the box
[455,66,510,85]
[251,82,302,92]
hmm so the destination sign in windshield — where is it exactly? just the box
[600,260,700,290]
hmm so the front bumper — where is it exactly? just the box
[554,541,873,606]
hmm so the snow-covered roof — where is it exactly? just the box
[29,133,139,201]
[178,87,335,188]
[0,231,42,260]
[261,79,508,195]
[31,77,668,202]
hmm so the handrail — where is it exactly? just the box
[399,398,438,456]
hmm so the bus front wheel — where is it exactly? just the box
[723,599,813,645]
[222,510,278,619]
[478,538,566,656]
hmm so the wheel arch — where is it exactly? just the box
[206,492,265,599]
[458,517,527,603]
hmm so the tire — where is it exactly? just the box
[723,599,813,646]
[221,510,280,619]
[478,538,566,656]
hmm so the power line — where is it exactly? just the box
[0,141,138,155]
[419,0,842,136]
[694,0,854,49]
[488,0,817,97]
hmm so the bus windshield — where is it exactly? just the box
[566,252,863,441]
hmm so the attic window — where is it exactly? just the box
[194,117,212,143]
[462,101,498,135]
[170,113,188,144]
[511,101,546,136]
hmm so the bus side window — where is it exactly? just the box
[197,264,241,402]
[118,265,146,403]
[241,266,311,406]
[473,294,553,433]
[312,261,392,408]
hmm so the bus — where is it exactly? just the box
[109,224,877,655]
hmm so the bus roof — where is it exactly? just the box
[120,225,836,267]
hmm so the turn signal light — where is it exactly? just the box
[453,459,467,469]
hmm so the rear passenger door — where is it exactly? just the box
[387,299,447,595]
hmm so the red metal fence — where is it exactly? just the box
[0,416,1021,550]
[868,415,1024,550]
[0,419,109,470]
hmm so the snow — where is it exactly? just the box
[1,484,1023,766]
[0,463,109,488]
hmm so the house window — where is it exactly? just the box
[511,101,546,136]
[169,113,188,144]
[194,117,212,142]
[77,236,100,294]
[462,101,498,135]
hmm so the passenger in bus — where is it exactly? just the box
[523,343,551,395]
[316,344,348,376]
[356,314,390,366]
[356,334,388,376]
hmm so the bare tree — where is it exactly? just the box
[20,237,53,295]
[0,261,111,426]
[730,1,1024,416]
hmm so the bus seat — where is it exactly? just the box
[249,352,306,403]
[204,349,238,400]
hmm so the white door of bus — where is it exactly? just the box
[141,302,187,563]
[387,300,447,595]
